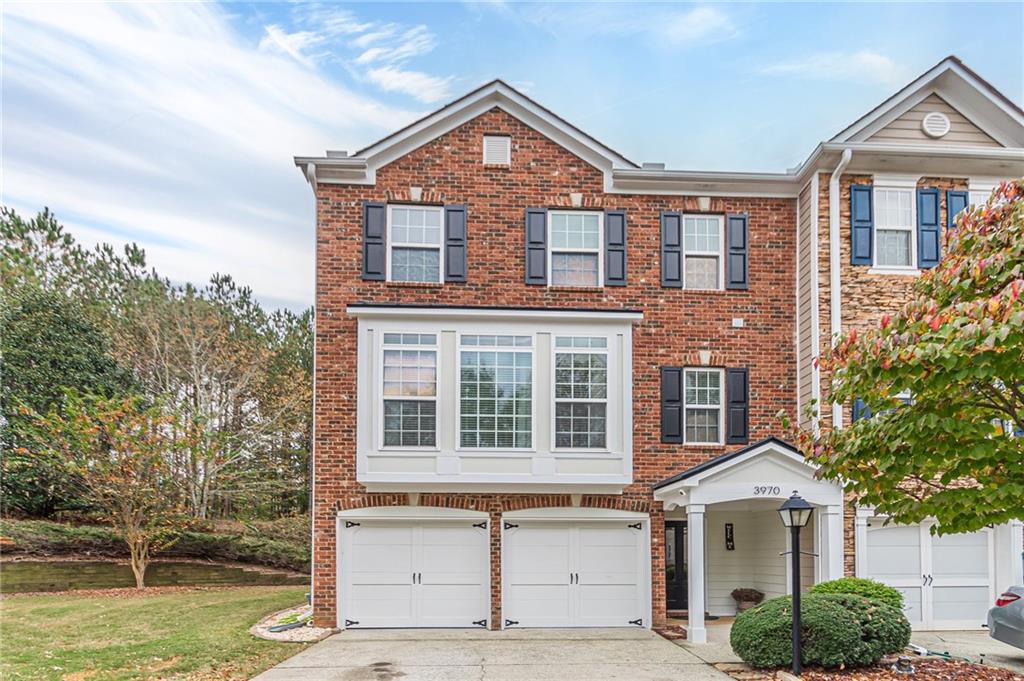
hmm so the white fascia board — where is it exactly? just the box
[609,169,800,197]
[337,506,488,520]
[346,305,643,322]
[361,482,627,495]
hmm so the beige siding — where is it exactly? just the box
[867,93,1002,147]
[796,179,816,426]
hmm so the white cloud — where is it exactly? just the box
[366,66,454,104]
[2,2,420,309]
[258,24,322,67]
[759,50,908,87]
[355,26,437,65]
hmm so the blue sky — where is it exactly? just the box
[4,2,1022,310]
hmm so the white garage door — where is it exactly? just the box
[339,519,489,628]
[502,520,646,628]
[865,520,993,630]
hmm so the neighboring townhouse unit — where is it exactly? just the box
[296,56,1024,642]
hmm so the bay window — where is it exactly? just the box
[459,335,533,449]
[381,333,437,447]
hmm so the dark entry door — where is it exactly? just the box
[665,521,687,611]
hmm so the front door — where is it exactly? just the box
[665,521,687,611]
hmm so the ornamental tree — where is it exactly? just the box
[18,394,192,587]
[794,179,1024,534]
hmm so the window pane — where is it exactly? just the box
[392,247,440,282]
[555,352,607,400]
[685,370,720,406]
[460,349,532,448]
[383,349,436,396]
[555,402,606,448]
[383,400,436,447]
[685,407,720,443]
[684,217,720,253]
[876,229,911,267]
[550,213,600,250]
[551,253,599,286]
[684,256,719,289]
[391,207,441,245]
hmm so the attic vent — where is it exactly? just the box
[921,112,951,139]
[483,135,511,165]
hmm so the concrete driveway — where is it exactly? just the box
[253,628,731,681]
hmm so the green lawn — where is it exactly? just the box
[0,586,310,680]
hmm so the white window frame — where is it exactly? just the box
[681,214,725,290]
[547,210,604,288]
[871,184,918,273]
[455,333,536,452]
[385,204,444,284]
[683,367,725,446]
[379,332,440,451]
[551,336,610,452]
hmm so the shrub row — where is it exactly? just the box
[0,518,310,573]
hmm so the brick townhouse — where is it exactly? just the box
[295,56,1024,641]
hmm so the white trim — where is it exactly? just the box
[868,266,921,277]
[378,332,440,452]
[337,505,488,520]
[810,172,822,431]
[872,184,918,270]
[347,306,643,322]
[795,183,803,422]
[828,150,851,429]
[680,214,725,291]
[969,176,1002,206]
[550,335,613,453]
[503,507,648,520]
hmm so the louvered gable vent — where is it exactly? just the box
[483,135,511,165]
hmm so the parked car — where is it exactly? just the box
[989,586,1024,650]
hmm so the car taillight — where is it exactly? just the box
[996,592,1020,607]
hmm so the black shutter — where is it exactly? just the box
[946,190,969,229]
[605,210,627,286]
[661,367,683,444]
[725,214,749,290]
[362,202,387,280]
[726,368,749,444]
[851,398,872,422]
[917,188,941,269]
[850,185,873,266]
[661,212,682,288]
[525,208,547,285]
[444,205,467,282]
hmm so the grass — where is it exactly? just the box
[0,586,310,680]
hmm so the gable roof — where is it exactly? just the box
[830,55,1024,148]
[652,437,802,490]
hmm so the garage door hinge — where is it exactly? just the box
[473,522,487,529]
[503,522,519,530]
[345,619,359,626]
[345,521,360,528]
[629,618,643,627]
[504,619,519,627]
[627,522,642,530]
[473,619,487,627]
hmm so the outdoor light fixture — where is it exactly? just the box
[778,491,813,676]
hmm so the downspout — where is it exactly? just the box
[828,149,852,429]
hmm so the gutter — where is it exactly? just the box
[828,149,853,430]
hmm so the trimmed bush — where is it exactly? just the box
[730,593,911,669]
[809,576,903,610]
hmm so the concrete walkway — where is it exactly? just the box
[912,630,1024,675]
[253,628,732,680]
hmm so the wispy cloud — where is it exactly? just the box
[257,5,452,103]
[759,50,908,88]
[366,66,454,104]
[3,2,417,309]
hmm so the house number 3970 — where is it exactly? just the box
[753,485,781,496]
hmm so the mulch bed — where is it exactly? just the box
[717,658,1024,680]
[0,584,301,600]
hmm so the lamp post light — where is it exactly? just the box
[778,491,814,677]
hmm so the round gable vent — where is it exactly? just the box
[921,111,951,138]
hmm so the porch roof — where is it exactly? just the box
[652,437,801,490]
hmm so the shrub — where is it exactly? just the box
[809,577,903,610]
[730,593,911,669]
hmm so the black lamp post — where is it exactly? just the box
[778,491,814,676]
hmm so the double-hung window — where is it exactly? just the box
[459,335,533,449]
[549,211,602,287]
[381,333,437,447]
[684,368,723,444]
[683,215,723,289]
[873,188,915,268]
[554,336,608,448]
[388,205,443,283]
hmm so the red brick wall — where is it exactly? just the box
[312,107,797,627]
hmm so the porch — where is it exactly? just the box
[653,438,846,643]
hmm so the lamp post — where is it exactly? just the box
[778,491,814,677]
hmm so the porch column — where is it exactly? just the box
[820,505,844,582]
[854,507,872,578]
[686,504,707,644]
